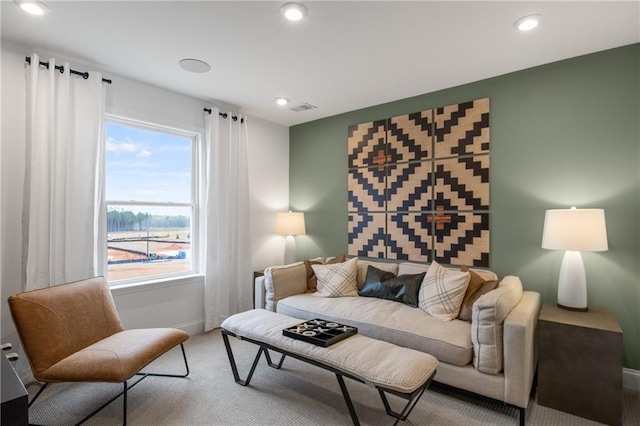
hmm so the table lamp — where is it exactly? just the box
[541,207,608,311]
[276,211,306,264]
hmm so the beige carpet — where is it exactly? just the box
[26,331,640,425]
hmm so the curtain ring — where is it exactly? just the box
[59,65,65,74]
[82,72,89,79]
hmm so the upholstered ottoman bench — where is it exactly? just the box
[220,309,438,425]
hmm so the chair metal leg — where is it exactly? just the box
[28,343,189,426]
[28,382,49,407]
[137,343,190,378]
[123,381,128,426]
[74,376,145,426]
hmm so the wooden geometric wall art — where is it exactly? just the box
[387,110,433,163]
[348,212,386,258]
[387,212,431,262]
[433,156,489,211]
[433,212,490,267]
[347,97,490,266]
[347,120,387,169]
[387,160,432,212]
[348,166,385,212]
[434,97,490,158]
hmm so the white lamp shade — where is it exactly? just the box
[542,208,608,252]
[276,212,306,236]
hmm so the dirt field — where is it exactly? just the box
[108,241,190,259]
[107,229,191,281]
[108,259,191,281]
[108,249,146,261]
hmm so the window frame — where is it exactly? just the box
[101,114,202,286]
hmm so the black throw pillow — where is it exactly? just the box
[359,265,425,307]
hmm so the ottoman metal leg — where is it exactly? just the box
[220,328,434,426]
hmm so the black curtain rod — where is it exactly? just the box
[25,56,112,84]
[203,108,245,123]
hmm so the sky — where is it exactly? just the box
[105,121,193,217]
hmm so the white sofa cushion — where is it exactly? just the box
[471,275,524,374]
[276,293,473,366]
[356,260,398,290]
[397,262,429,276]
[397,262,498,282]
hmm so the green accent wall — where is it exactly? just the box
[289,43,640,370]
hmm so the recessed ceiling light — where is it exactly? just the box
[280,2,307,22]
[179,58,211,73]
[274,97,290,106]
[514,14,541,31]
[15,0,48,15]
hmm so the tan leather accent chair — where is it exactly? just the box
[8,276,190,425]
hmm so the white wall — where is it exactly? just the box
[0,41,289,378]
[248,115,290,270]
[1,43,27,351]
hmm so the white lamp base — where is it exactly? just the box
[557,250,588,311]
[283,235,297,265]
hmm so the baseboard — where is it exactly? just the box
[174,318,205,335]
[623,368,640,392]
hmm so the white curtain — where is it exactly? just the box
[23,54,105,290]
[203,108,253,331]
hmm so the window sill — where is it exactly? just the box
[110,274,204,296]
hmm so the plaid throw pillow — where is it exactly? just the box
[312,257,358,297]
[419,261,470,321]
[304,254,347,292]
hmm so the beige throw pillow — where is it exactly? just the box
[312,257,358,297]
[264,262,307,311]
[457,266,499,322]
[418,261,470,321]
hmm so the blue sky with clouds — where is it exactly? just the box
[106,122,192,214]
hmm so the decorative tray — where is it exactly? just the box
[283,318,358,347]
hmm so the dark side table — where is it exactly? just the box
[537,304,622,426]
[1,353,28,426]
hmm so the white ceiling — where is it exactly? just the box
[2,1,639,126]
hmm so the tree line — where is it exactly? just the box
[107,209,189,232]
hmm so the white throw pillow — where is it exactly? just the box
[418,261,470,321]
[312,257,358,297]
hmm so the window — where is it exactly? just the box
[104,117,198,284]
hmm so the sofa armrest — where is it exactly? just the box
[255,276,266,310]
[502,290,541,408]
